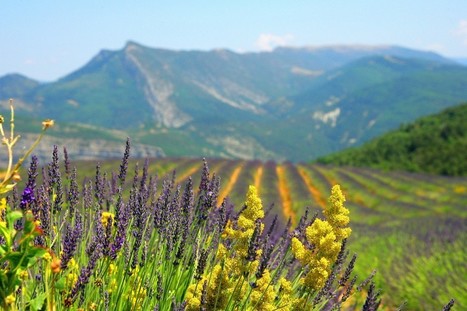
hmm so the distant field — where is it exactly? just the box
[52,156,466,309]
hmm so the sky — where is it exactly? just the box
[1,1,467,81]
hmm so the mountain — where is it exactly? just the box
[1,41,466,161]
[316,103,467,176]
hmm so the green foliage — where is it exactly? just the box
[317,103,467,176]
[0,103,53,310]
[1,111,390,310]
[2,46,467,161]
[50,157,466,310]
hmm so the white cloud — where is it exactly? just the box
[255,33,294,51]
[455,19,467,45]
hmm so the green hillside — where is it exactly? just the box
[316,103,467,176]
[2,43,467,161]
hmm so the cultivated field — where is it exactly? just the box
[70,156,466,309]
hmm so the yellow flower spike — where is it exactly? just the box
[43,252,52,261]
[216,243,228,259]
[109,263,117,275]
[291,237,311,266]
[242,185,264,229]
[325,184,351,240]
[303,257,330,291]
[101,211,115,227]
[110,278,117,292]
[305,218,334,246]
[186,296,201,310]
[68,258,77,269]
[66,272,78,287]
[5,294,15,305]
[18,270,29,280]
[250,270,276,311]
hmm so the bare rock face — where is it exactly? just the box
[125,44,192,128]
[1,134,165,165]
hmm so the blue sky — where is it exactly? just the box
[1,1,467,81]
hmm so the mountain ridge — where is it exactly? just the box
[1,42,466,161]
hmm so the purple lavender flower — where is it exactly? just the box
[35,185,51,245]
[63,147,71,178]
[67,238,103,304]
[67,167,79,216]
[118,138,131,186]
[20,187,35,210]
[198,158,210,193]
[61,214,83,269]
[94,164,105,209]
[110,195,129,260]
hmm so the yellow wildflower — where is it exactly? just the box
[43,252,52,261]
[306,218,340,261]
[18,270,29,280]
[66,272,78,287]
[216,243,227,259]
[250,269,276,311]
[0,198,7,225]
[109,263,117,275]
[241,185,264,230]
[303,257,330,291]
[68,258,77,269]
[325,185,351,240]
[108,278,117,293]
[42,119,54,129]
[5,294,15,305]
[101,211,115,227]
[186,295,201,310]
[290,237,310,266]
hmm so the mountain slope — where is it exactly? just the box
[1,42,467,161]
[315,103,467,176]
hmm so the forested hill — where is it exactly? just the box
[316,103,467,176]
[2,42,467,161]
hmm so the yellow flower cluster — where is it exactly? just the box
[325,184,351,240]
[66,258,79,288]
[187,184,353,310]
[291,184,351,291]
[101,211,115,227]
[187,186,270,311]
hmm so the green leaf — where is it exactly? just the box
[26,248,48,268]
[6,210,22,227]
[0,224,12,248]
[29,292,47,311]
[54,276,66,291]
[2,252,23,268]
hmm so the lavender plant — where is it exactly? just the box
[1,105,456,310]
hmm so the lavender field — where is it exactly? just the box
[51,153,466,310]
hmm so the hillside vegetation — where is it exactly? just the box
[316,103,467,176]
[2,43,467,161]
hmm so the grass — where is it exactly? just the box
[1,105,463,309]
[33,155,465,310]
